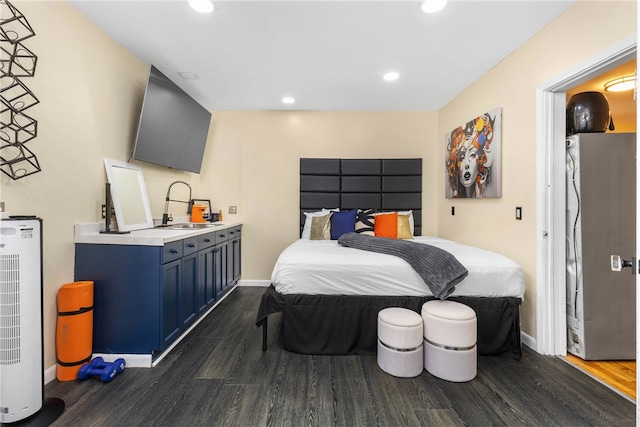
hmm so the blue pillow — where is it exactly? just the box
[330,209,357,240]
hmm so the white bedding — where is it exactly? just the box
[271,236,525,299]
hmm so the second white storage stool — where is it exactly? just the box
[377,307,423,378]
[421,300,477,382]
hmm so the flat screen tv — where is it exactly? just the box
[131,65,212,174]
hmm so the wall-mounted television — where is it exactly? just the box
[131,65,212,174]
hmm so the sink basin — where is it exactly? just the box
[157,223,223,230]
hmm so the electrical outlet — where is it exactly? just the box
[0,202,4,212]
[101,204,116,219]
[229,205,237,214]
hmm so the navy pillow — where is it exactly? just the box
[330,209,357,240]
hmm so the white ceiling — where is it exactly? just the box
[69,0,576,111]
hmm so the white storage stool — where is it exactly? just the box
[377,307,423,378]
[421,300,477,382]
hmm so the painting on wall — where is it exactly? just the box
[445,107,502,199]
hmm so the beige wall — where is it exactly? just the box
[4,0,635,371]
[437,0,636,338]
[205,111,439,280]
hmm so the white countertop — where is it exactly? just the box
[74,221,242,246]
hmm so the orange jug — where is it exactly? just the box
[191,205,207,223]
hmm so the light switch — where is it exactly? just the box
[515,207,522,220]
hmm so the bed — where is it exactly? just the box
[255,158,525,359]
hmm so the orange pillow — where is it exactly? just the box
[374,212,398,238]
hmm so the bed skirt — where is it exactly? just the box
[256,285,522,359]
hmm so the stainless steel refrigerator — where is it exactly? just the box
[566,132,636,360]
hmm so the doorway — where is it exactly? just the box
[562,60,637,400]
[535,35,636,396]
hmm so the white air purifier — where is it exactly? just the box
[0,217,64,425]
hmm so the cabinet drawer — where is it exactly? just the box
[215,229,230,243]
[183,237,199,256]
[198,232,216,249]
[162,240,183,264]
[234,225,242,236]
[228,228,237,240]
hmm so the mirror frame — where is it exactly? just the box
[103,158,154,232]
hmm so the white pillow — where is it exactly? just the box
[301,209,338,239]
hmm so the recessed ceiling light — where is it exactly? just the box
[421,0,448,14]
[189,0,215,14]
[282,96,295,104]
[383,72,400,82]
[178,71,198,80]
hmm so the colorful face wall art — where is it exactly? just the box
[445,108,502,198]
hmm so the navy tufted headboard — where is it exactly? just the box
[299,158,422,236]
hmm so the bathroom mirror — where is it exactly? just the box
[103,158,154,232]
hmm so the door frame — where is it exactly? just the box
[535,31,636,394]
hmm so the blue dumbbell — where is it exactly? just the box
[78,357,126,382]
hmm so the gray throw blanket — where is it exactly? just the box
[337,233,468,300]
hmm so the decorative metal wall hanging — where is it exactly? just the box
[0,0,41,180]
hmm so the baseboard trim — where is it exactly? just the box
[238,279,270,287]
[521,331,536,351]
[45,353,152,384]
[95,354,153,368]
[45,365,56,384]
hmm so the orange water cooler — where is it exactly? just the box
[56,281,94,381]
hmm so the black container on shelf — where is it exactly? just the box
[566,91,614,136]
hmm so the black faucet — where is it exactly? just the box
[162,181,192,226]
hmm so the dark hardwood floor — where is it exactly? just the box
[45,287,635,426]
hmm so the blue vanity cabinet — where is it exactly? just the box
[75,243,166,354]
[74,223,242,359]
[74,238,197,356]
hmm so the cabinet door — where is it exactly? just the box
[215,240,228,296]
[205,247,216,306]
[231,237,241,284]
[198,246,216,312]
[162,259,181,346]
[181,252,198,327]
[226,239,234,288]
